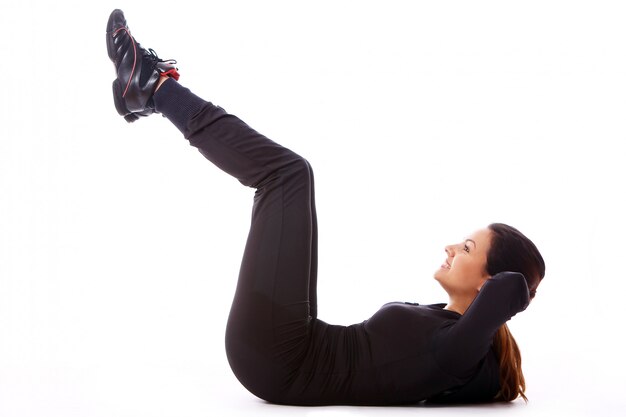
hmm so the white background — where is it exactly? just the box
[1,1,625,416]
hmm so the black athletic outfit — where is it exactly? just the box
[151,79,531,406]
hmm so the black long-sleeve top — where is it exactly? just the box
[286,271,531,405]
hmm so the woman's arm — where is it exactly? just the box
[433,271,530,380]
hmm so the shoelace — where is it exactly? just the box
[143,47,180,81]
[144,47,177,68]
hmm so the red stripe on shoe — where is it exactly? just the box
[112,27,137,98]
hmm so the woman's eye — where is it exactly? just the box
[464,244,470,253]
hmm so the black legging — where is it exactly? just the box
[154,79,323,401]
[151,79,530,406]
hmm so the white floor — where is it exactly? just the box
[2,1,625,416]
[0,357,620,416]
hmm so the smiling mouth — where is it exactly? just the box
[441,261,451,270]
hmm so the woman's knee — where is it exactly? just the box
[266,156,311,192]
[293,156,316,181]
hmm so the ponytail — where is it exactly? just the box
[485,223,544,402]
[492,323,527,402]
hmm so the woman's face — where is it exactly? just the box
[434,227,493,296]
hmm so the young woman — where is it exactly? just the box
[106,9,545,406]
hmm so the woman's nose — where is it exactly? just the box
[445,244,461,256]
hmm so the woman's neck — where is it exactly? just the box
[444,295,474,315]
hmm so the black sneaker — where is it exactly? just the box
[106,9,180,122]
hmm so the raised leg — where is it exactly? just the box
[153,79,319,401]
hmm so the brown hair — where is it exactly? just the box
[486,223,545,402]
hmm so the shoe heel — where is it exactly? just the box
[123,113,139,123]
[112,79,131,117]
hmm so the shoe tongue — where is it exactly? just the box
[139,56,157,86]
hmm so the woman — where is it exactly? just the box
[106,9,545,406]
